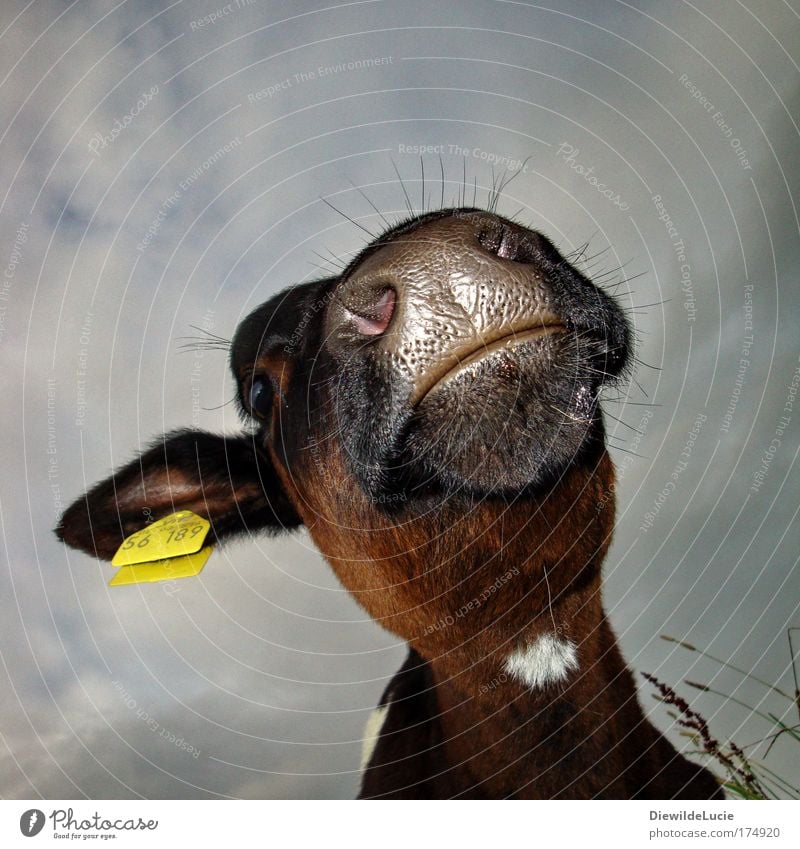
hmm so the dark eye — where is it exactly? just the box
[246,375,273,419]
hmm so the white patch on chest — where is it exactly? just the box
[503,633,579,689]
[359,704,390,771]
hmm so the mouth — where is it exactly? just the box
[412,319,568,406]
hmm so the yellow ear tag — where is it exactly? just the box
[109,546,213,587]
[111,510,211,567]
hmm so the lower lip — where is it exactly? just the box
[414,325,567,404]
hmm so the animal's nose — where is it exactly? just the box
[326,210,563,399]
[341,282,397,337]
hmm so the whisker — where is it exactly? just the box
[180,325,231,344]
[420,156,426,213]
[603,410,645,434]
[346,177,393,230]
[632,357,662,372]
[392,159,414,216]
[320,196,376,239]
[311,249,345,273]
[605,443,643,458]
[201,395,239,412]
[439,155,445,210]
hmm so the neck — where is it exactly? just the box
[294,447,718,798]
[424,588,644,798]
[293,444,616,650]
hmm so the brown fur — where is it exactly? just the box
[274,435,721,798]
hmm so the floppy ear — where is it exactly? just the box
[55,429,302,561]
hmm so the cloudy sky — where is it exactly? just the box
[1,0,798,799]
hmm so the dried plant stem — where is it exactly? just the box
[661,635,794,702]
[643,672,768,799]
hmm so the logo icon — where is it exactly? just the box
[19,810,45,837]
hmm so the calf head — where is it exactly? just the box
[57,208,630,657]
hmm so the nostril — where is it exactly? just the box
[477,223,519,261]
[476,222,543,266]
[476,223,503,255]
[348,287,396,336]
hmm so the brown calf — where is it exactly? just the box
[57,208,721,799]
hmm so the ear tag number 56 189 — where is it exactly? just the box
[111,510,211,567]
